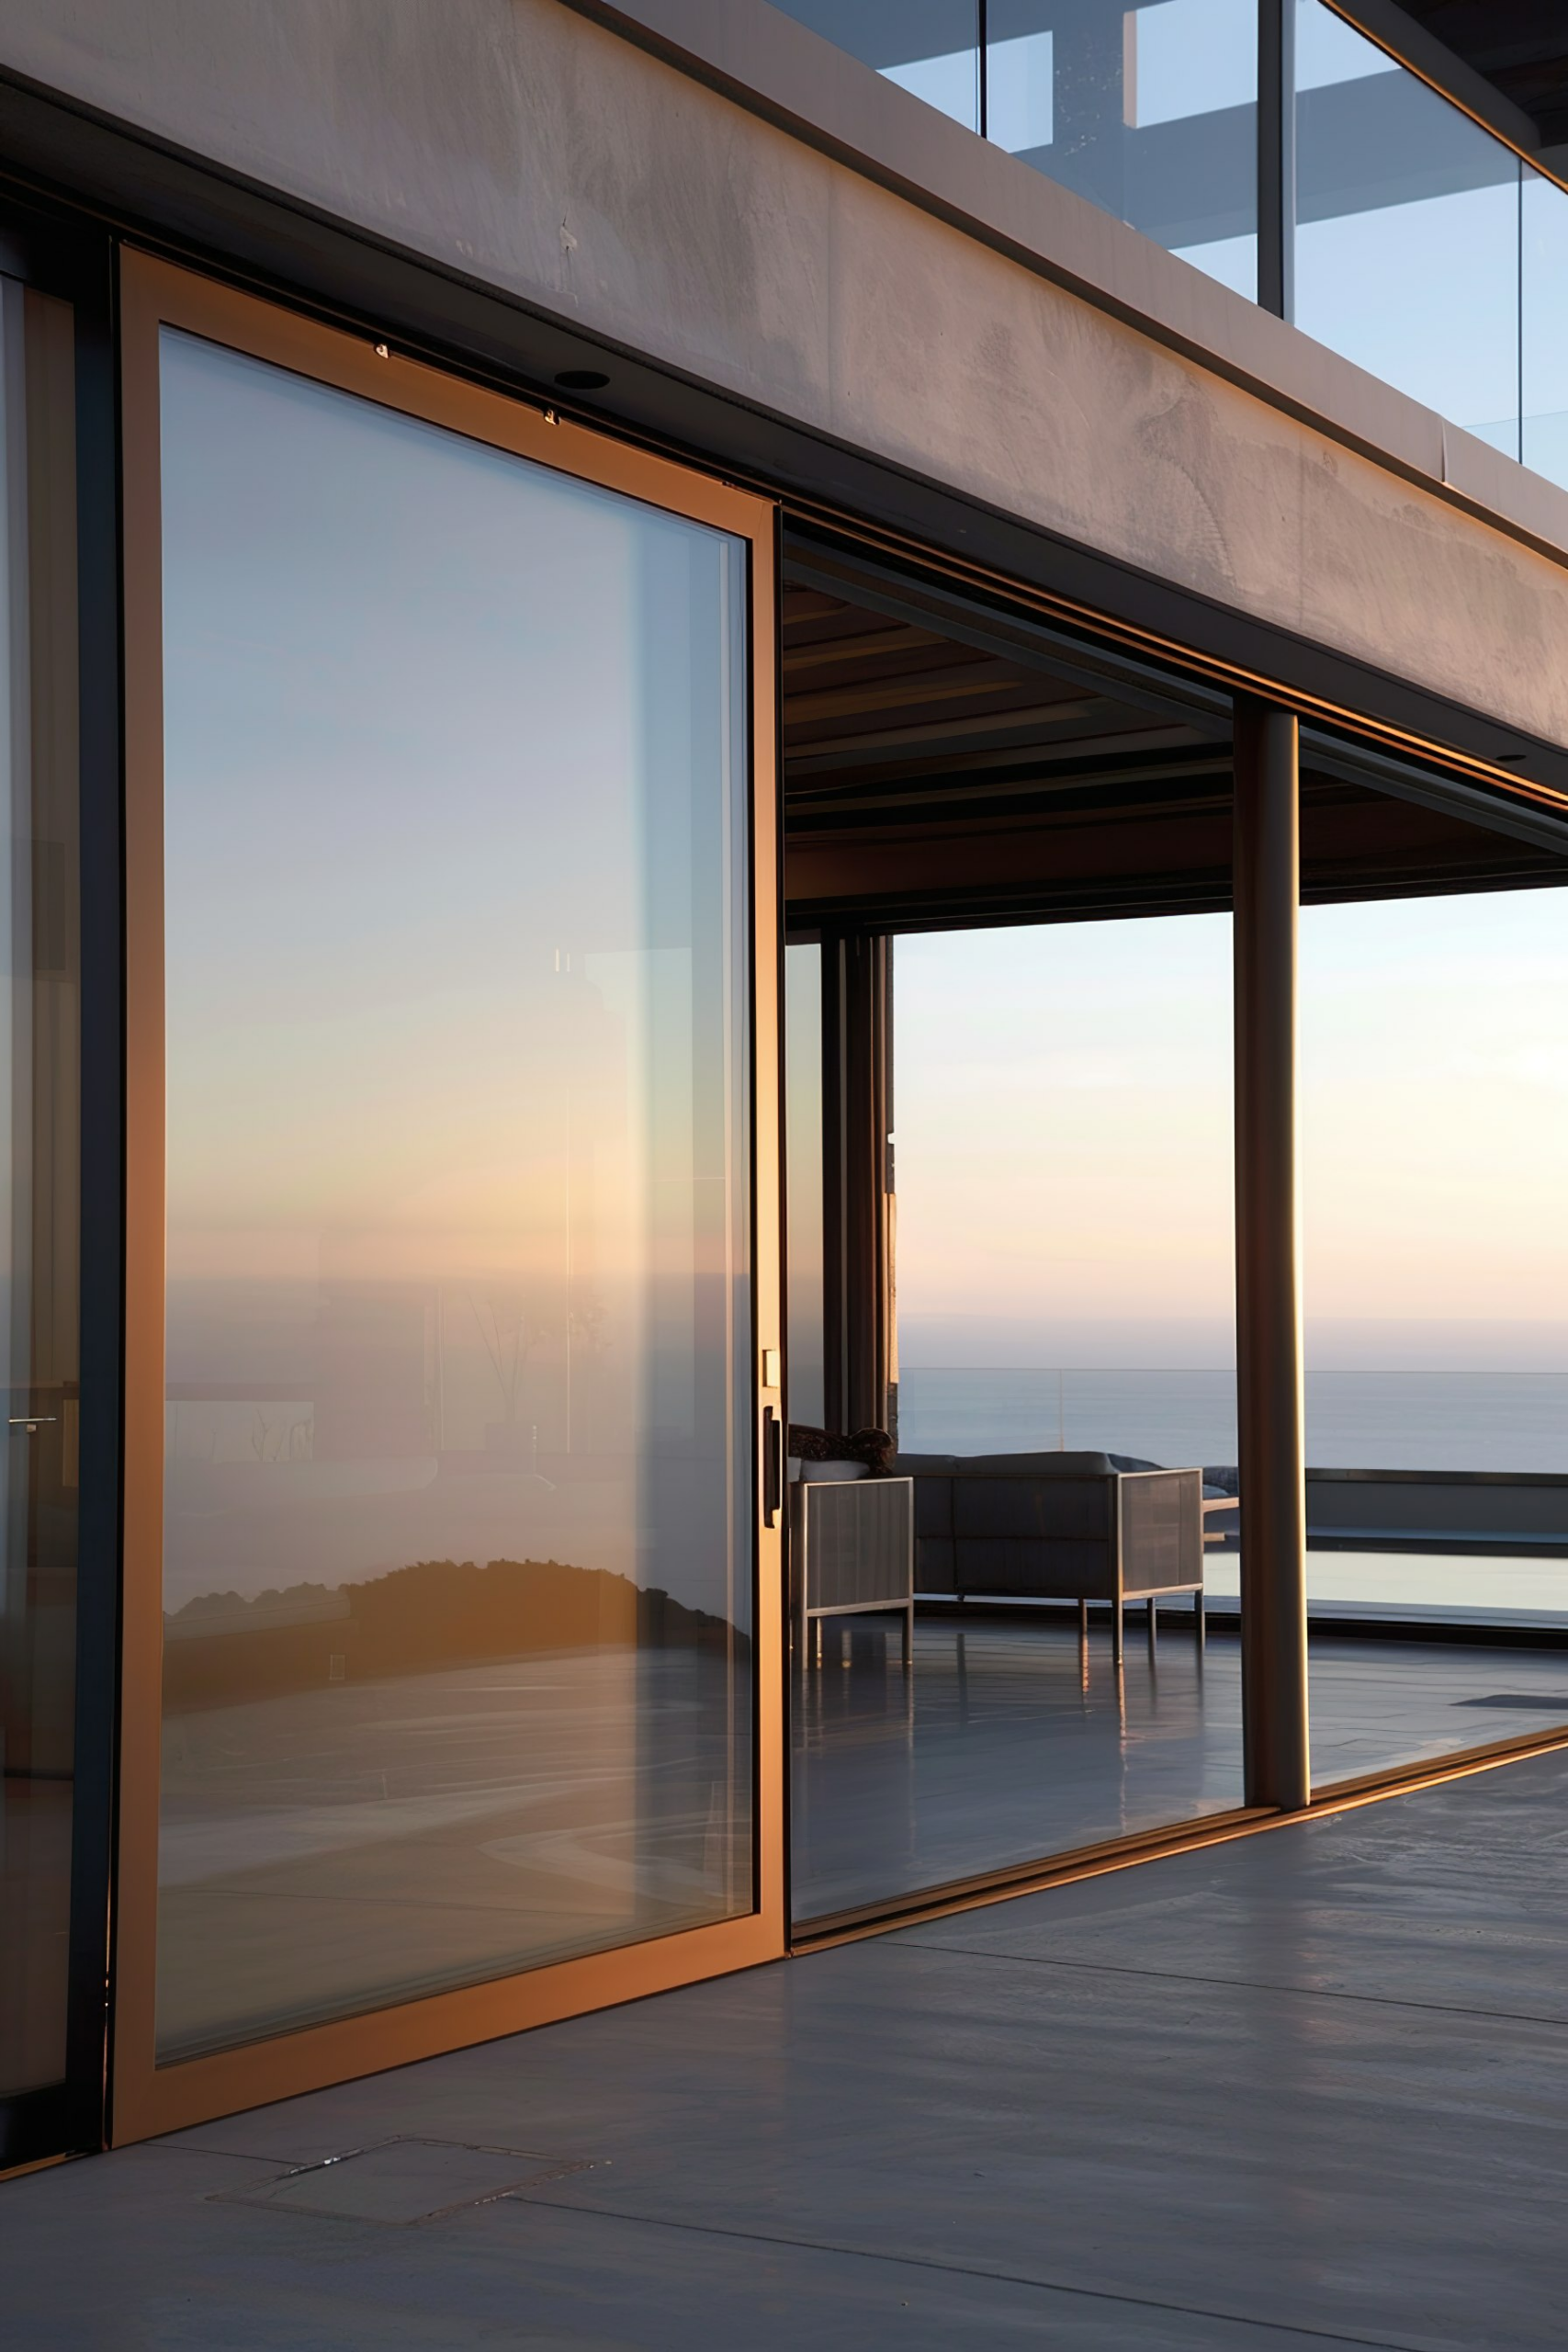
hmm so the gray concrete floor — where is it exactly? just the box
[8,1746,1568,2347]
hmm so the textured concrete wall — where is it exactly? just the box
[4,0,1567,748]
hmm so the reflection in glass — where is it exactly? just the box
[1523,168,1568,492]
[156,332,753,2062]
[0,279,81,2101]
[767,2,981,131]
[1301,873,1568,1788]
[1295,0,1519,451]
[988,0,1258,299]
[785,943,826,1430]
[791,915,1241,1923]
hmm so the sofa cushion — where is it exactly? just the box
[894,1457,959,1545]
[910,1477,954,1536]
[957,1539,1118,1600]
[953,1476,1111,1541]
[913,1536,956,1595]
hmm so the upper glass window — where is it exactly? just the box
[1294,0,1521,457]
[770,1,981,131]
[988,0,1258,298]
[1523,167,1568,492]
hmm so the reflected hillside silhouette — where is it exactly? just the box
[163,1555,742,1713]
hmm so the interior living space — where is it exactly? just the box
[3,3,1568,2343]
[780,542,1568,1929]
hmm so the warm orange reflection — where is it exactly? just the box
[163,1555,741,1713]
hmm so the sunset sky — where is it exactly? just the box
[893,891,1568,1373]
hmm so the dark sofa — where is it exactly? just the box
[893,1449,1206,1661]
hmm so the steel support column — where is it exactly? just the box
[1234,698,1309,1810]
[1258,0,1295,322]
[820,929,893,1436]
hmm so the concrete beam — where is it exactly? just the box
[3,0,1568,752]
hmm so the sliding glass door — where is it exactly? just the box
[112,257,783,2140]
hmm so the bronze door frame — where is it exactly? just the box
[113,249,784,2145]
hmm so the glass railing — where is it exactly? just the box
[987,0,1259,298]
[769,0,982,132]
[767,0,1568,493]
[1294,1,1523,462]
[896,1364,1568,1626]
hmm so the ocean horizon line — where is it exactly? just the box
[898,1363,1566,1377]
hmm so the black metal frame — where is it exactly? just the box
[818,931,894,1437]
[1233,700,1309,1809]
[1258,0,1296,320]
[0,188,122,2174]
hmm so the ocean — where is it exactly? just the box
[895,1366,1568,1476]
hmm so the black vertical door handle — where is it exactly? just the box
[762,1405,783,1527]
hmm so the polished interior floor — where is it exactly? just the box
[9,1747,1568,2347]
[791,1608,1568,1922]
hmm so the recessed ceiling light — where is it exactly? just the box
[554,368,610,391]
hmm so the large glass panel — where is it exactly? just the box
[1523,166,1568,492]
[988,0,1258,299]
[1301,840,1568,1790]
[0,280,81,2103]
[1295,0,1520,453]
[156,332,753,2063]
[791,913,1241,1920]
[768,3,981,132]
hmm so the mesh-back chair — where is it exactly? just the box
[790,1475,914,1669]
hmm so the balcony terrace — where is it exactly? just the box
[6,1743,1567,2347]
